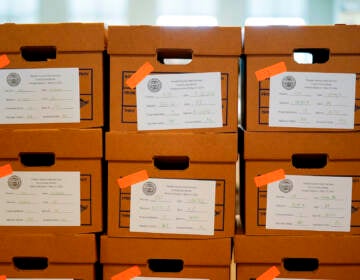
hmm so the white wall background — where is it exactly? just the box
[0,0,360,25]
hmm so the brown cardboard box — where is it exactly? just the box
[0,128,103,233]
[243,131,360,235]
[0,233,96,279]
[106,131,237,238]
[244,25,360,132]
[234,234,360,280]
[0,23,105,128]
[107,25,241,133]
[101,235,231,280]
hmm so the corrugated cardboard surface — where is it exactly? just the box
[106,132,237,238]
[234,234,360,280]
[243,25,360,132]
[0,233,96,279]
[0,23,105,129]
[243,131,360,235]
[101,235,231,280]
[0,128,103,233]
[108,25,241,133]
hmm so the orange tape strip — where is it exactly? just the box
[0,54,10,68]
[255,62,287,81]
[0,275,7,280]
[111,266,141,280]
[117,170,149,189]
[256,266,280,280]
[0,164,13,178]
[126,61,154,89]
[254,169,285,187]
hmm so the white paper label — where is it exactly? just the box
[130,178,215,235]
[136,72,222,130]
[133,277,210,280]
[266,175,352,232]
[0,171,80,226]
[0,68,80,124]
[269,72,356,129]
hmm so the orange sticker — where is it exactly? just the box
[254,169,285,187]
[256,266,280,280]
[117,170,149,189]
[0,275,6,280]
[126,62,154,89]
[255,62,287,81]
[0,164,13,178]
[111,266,141,280]
[0,55,10,68]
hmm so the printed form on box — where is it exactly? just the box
[0,171,81,226]
[269,72,356,129]
[130,178,216,235]
[0,68,80,124]
[136,72,222,131]
[266,175,352,232]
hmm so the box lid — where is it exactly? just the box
[107,25,242,56]
[244,25,360,55]
[105,131,238,163]
[0,128,103,158]
[100,236,231,266]
[234,234,360,264]
[244,131,360,160]
[0,23,105,52]
[0,233,97,263]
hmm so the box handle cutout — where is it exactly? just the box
[20,46,56,61]
[19,152,55,167]
[293,48,329,64]
[13,257,48,270]
[153,156,189,170]
[292,154,328,169]
[157,48,193,65]
[148,259,184,272]
[283,258,319,271]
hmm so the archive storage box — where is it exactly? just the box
[106,131,237,238]
[243,131,360,235]
[244,25,360,132]
[101,236,231,280]
[0,128,103,233]
[107,25,241,133]
[234,234,360,280]
[0,23,105,129]
[0,233,97,280]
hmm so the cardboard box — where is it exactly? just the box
[0,233,96,279]
[107,25,241,133]
[234,234,360,280]
[106,131,237,238]
[243,131,360,235]
[0,23,105,128]
[101,235,231,280]
[0,128,103,233]
[244,25,360,132]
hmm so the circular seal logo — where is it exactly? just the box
[278,179,293,193]
[6,72,21,87]
[147,78,162,92]
[7,175,22,190]
[142,181,157,196]
[281,75,296,90]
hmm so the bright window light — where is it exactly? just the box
[156,15,218,26]
[245,17,306,26]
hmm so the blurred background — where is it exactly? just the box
[1,0,360,26]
